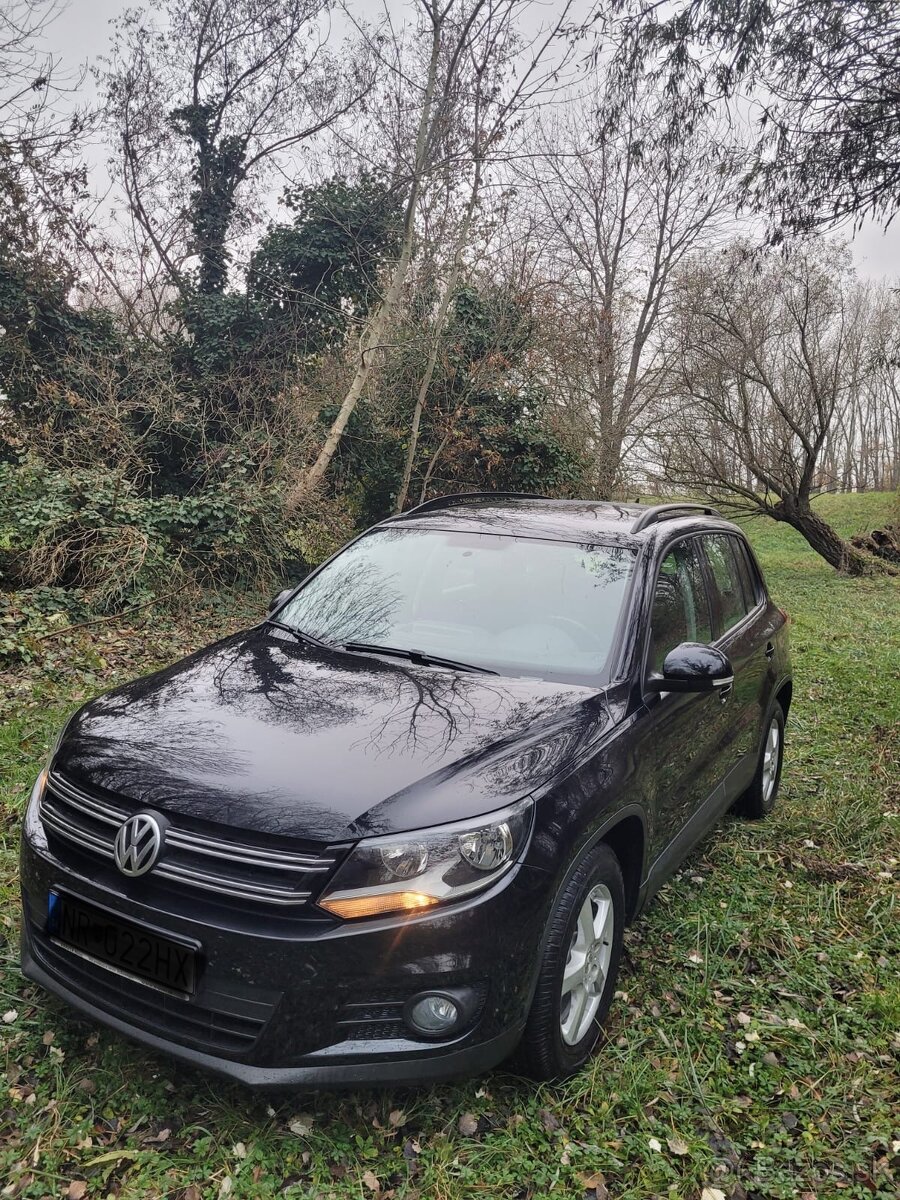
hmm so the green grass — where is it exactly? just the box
[2,496,898,1200]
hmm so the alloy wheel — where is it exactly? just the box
[559,883,614,1046]
[761,716,780,805]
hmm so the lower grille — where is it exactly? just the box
[41,769,336,908]
[337,998,407,1040]
[31,932,276,1055]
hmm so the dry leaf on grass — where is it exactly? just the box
[579,1172,608,1199]
[458,1112,479,1135]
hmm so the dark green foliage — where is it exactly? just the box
[169,102,247,295]
[0,256,120,437]
[460,387,585,495]
[306,281,585,521]
[172,291,269,379]
[0,457,286,616]
[170,176,401,380]
[249,175,402,352]
[397,284,585,507]
[320,399,406,528]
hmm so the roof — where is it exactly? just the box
[386,493,731,545]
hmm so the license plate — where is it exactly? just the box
[47,891,197,995]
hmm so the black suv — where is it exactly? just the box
[21,495,791,1086]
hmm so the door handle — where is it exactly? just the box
[765,642,775,660]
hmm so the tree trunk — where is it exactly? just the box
[774,498,877,576]
[395,331,442,514]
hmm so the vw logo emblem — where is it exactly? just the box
[114,813,163,877]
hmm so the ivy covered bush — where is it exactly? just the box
[0,456,290,607]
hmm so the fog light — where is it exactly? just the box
[407,993,460,1035]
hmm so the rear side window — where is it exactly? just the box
[649,540,713,673]
[703,535,750,632]
[731,538,761,610]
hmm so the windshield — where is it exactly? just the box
[277,528,636,680]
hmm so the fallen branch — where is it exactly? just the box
[34,583,193,642]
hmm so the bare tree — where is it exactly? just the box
[1,0,91,257]
[821,284,900,493]
[100,0,372,310]
[659,241,892,574]
[292,0,575,508]
[512,81,733,497]
[391,0,576,513]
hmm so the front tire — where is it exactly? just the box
[739,704,785,819]
[517,842,625,1081]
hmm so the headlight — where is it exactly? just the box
[318,798,534,920]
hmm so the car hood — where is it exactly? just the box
[55,626,614,842]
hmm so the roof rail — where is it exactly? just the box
[400,490,548,517]
[631,503,722,533]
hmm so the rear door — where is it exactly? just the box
[698,533,770,801]
[633,536,728,867]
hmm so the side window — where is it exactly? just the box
[649,541,713,674]
[731,538,761,611]
[703,535,750,632]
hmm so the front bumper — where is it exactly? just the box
[20,783,551,1089]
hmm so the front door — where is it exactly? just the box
[633,537,729,869]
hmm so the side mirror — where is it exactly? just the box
[646,642,734,694]
[267,588,293,614]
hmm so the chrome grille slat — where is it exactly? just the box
[166,828,332,870]
[41,800,115,858]
[154,860,312,904]
[48,772,128,825]
[42,769,332,908]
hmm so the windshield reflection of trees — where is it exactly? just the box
[278,527,636,675]
[283,557,401,644]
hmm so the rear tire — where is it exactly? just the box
[517,842,624,1081]
[739,704,785,819]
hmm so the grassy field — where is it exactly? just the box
[1,495,898,1200]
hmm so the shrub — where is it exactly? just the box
[0,456,289,611]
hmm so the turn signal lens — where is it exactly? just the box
[318,891,439,920]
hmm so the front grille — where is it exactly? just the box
[41,769,336,907]
[31,931,276,1054]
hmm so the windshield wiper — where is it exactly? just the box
[341,641,498,675]
[264,618,331,649]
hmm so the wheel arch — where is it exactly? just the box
[600,814,645,924]
[775,677,793,719]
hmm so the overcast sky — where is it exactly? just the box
[37,0,900,283]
